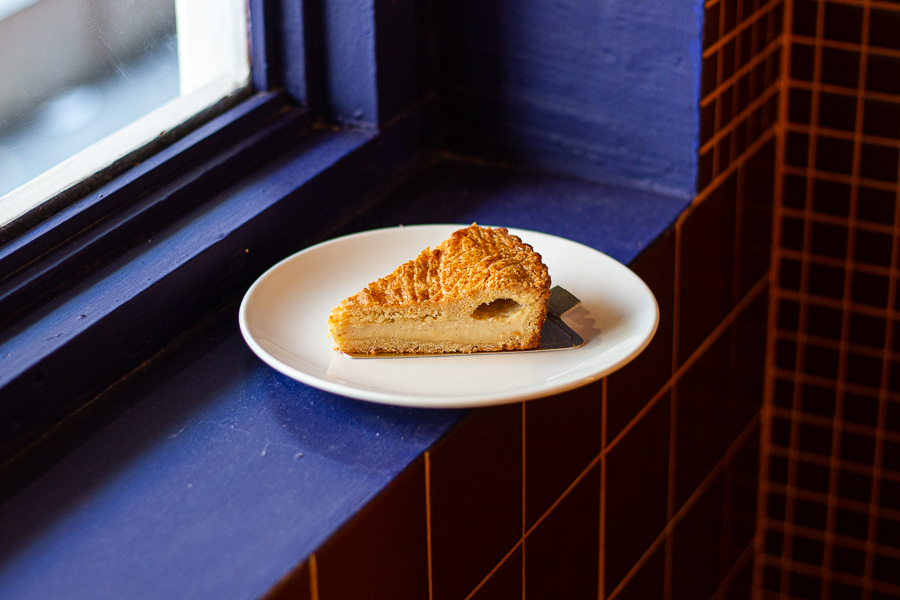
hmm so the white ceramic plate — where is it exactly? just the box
[239,225,658,408]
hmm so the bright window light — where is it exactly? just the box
[0,0,249,229]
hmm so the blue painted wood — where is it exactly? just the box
[318,0,379,126]
[0,312,465,600]
[0,160,687,600]
[249,0,275,92]
[374,0,432,125]
[434,0,704,199]
[0,113,433,469]
[249,0,310,99]
[0,102,308,335]
[340,159,691,267]
[277,0,309,105]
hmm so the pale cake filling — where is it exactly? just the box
[335,299,531,345]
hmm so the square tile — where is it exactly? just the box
[833,544,865,576]
[721,88,735,130]
[819,92,857,132]
[821,47,860,89]
[607,230,675,442]
[795,498,827,530]
[876,515,900,548]
[798,421,833,456]
[790,572,822,599]
[720,430,759,568]
[772,416,792,447]
[774,377,794,408]
[861,142,899,183]
[838,469,871,503]
[783,173,807,209]
[853,270,889,307]
[846,352,883,388]
[702,52,719,99]
[837,507,870,539]
[854,229,893,267]
[671,470,725,600]
[604,392,670,594]
[791,535,824,566]
[875,555,900,587]
[778,298,800,331]
[525,463,600,600]
[723,39,737,81]
[769,455,789,484]
[735,115,748,157]
[816,136,855,176]
[470,546,521,600]
[823,2,864,44]
[752,60,767,102]
[870,9,900,52]
[768,493,787,520]
[842,430,876,466]
[727,282,769,443]
[703,2,721,48]
[793,0,818,37]
[791,44,815,81]
[717,133,734,175]
[739,29,753,73]
[796,460,830,494]
[430,405,523,600]
[813,178,851,217]
[864,99,900,139]
[858,186,896,225]
[769,48,784,91]
[766,528,785,557]
[831,581,864,600]
[525,382,602,529]
[701,101,716,145]
[316,457,429,600]
[789,88,813,124]
[843,392,879,427]
[678,174,737,365]
[781,215,804,251]
[780,257,802,290]
[748,102,765,145]
[810,221,849,258]
[888,400,900,433]
[723,0,737,36]
[674,332,731,508]
[808,263,845,300]
[775,337,797,370]
[699,148,715,190]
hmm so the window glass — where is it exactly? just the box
[0,0,249,227]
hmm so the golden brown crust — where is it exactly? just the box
[345,224,550,307]
[328,224,551,354]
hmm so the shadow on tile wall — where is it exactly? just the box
[759,1,900,598]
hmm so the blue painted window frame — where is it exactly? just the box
[0,0,422,479]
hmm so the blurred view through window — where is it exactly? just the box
[0,0,249,226]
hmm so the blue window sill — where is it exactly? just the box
[0,152,689,598]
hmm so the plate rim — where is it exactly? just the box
[239,224,659,408]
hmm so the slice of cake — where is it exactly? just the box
[328,224,551,355]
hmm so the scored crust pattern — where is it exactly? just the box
[349,224,550,306]
[328,224,552,354]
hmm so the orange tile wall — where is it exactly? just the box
[759,0,900,598]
